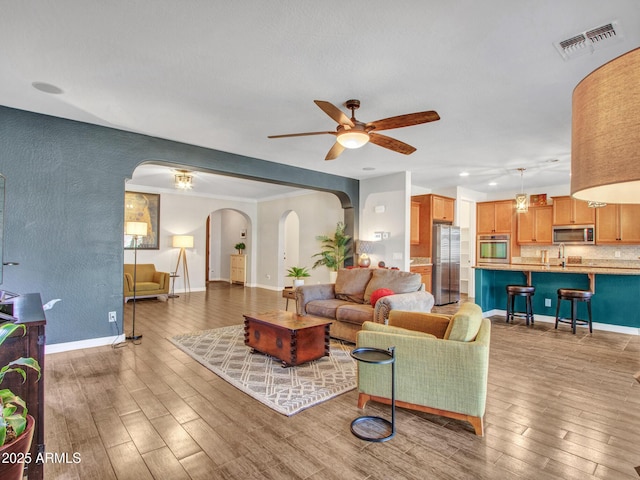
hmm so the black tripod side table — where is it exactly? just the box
[350,346,396,442]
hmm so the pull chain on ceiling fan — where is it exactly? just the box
[268,99,440,161]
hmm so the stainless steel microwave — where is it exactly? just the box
[477,234,510,264]
[552,225,595,245]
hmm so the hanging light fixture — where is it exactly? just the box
[174,170,194,190]
[571,47,640,204]
[515,168,528,213]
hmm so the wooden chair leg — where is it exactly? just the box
[357,392,370,409]
[467,415,484,436]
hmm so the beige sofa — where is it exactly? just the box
[124,264,170,303]
[296,268,435,343]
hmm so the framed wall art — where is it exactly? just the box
[124,191,160,249]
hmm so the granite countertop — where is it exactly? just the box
[474,263,640,275]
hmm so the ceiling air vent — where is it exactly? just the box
[554,21,623,61]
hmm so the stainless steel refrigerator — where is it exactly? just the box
[432,224,461,306]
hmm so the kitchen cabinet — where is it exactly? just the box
[410,194,455,258]
[517,205,553,244]
[410,201,420,245]
[432,195,455,222]
[476,200,514,234]
[230,254,246,285]
[552,196,594,225]
[410,264,432,293]
[595,204,640,244]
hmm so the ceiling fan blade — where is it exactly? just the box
[325,142,345,161]
[369,133,416,155]
[314,100,355,127]
[367,110,440,131]
[268,131,335,139]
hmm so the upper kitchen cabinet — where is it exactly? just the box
[517,205,553,244]
[477,200,514,234]
[432,195,455,222]
[410,194,456,257]
[552,196,594,225]
[410,201,421,245]
[595,203,640,244]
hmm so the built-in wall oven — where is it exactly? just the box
[477,234,510,264]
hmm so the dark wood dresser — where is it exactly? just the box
[0,293,46,480]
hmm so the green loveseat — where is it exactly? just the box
[123,263,170,303]
[355,302,491,435]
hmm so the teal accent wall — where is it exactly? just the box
[475,268,640,328]
[0,106,359,344]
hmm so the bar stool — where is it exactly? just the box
[505,285,535,326]
[555,289,593,334]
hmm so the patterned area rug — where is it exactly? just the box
[170,324,357,416]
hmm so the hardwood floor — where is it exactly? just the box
[44,282,640,479]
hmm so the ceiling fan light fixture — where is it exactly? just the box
[336,130,369,149]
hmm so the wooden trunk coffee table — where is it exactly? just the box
[243,310,332,367]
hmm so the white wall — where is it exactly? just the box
[257,191,344,288]
[124,186,257,292]
[360,172,411,270]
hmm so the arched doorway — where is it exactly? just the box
[207,208,252,284]
[280,210,300,288]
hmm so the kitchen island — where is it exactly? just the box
[474,263,640,331]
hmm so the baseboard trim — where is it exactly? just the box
[484,309,640,336]
[46,334,126,354]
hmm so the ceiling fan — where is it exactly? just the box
[268,99,440,160]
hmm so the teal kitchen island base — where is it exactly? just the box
[474,265,640,331]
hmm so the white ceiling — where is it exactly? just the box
[1,1,639,199]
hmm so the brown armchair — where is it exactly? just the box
[123,264,170,303]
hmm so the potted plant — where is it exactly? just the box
[312,221,352,282]
[0,322,41,480]
[234,242,246,254]
[286,266,311,287]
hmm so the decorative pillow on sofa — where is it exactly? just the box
[444,302,483,342]
[363,269,422,304]
[334,268,373,303]
[370,288,395,306]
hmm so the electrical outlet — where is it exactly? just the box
[544,298,551,307]
[108,311,117,323]
[614,251,621,258]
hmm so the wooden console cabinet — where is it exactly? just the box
[0,293,46,480]
[230,254,246,285]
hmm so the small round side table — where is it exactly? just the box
[350,346,396,442]
[169,273,180,298]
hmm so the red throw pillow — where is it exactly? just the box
[370,288,395,306]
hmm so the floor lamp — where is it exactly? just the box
[173,235,193,295]
[126,221,147,342]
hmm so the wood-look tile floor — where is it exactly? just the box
[44,282,640,479]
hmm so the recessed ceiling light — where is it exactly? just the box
[32,82,64,94]
[489,181,498,186]
[459,172,469,177]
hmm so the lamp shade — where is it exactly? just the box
[125,221,148,236]
[356,240,374,255]
[172,235,194,248]
[571,47,640,204]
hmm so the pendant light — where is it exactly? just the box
[571,47,640,204]
[515,168,528,213]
